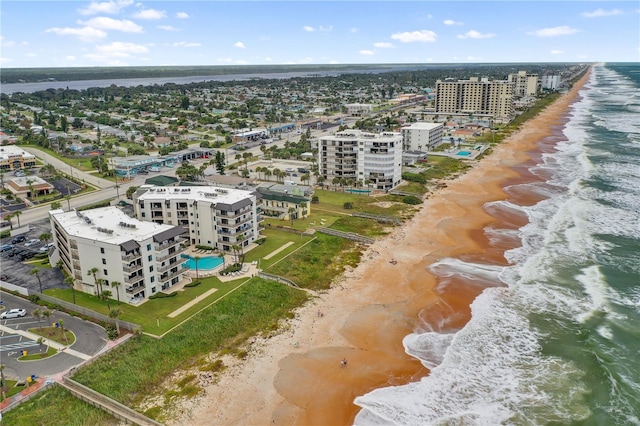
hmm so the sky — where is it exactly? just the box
[1,1,639,68]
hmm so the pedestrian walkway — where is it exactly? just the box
[263,241,295,260]
[0,324,91,360]
[167,288,218,318]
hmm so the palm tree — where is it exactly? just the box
[4,213,13,230]
[110,281,122,305]
[30,268,43,293]
[194,256,201,279]
[32,309,42,330]
[87,267,100,297]
[288,207,296,226]
[13,210,22,228]
[42,309,51,327]
[109,308,123,336]
[65,183,71,210]
[64,276,76,304]
[58,318,69,345]
[100,289,113,310]
[51,201,62,210]
[39,232,52,245]
[1,363,6,400]
[218,252,226,271]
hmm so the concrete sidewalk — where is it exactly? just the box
[0,324,91,360]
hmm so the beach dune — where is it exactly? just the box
[174,70,591,426]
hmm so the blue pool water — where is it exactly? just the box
[456,151,472,157]
[346,189,372,194]
[181,254,223,270]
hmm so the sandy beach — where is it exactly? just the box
[170,70,591,426]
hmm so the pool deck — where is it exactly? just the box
[180,245,260,282]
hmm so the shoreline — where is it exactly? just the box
[172,70,592,425]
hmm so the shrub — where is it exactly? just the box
[402,172,427,184]
[195,245,214,251]
[28,294,40,303]
[254,238,266,245]
[402,196,422,205]
[149,292,177,299]
[105,324,118,340]
[343,202,353,209]
[184,281,201,288]
[0,230,10,239]
[311,195,319,204]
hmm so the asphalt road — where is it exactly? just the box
[0,291,108,381]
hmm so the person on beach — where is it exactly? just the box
[341,358,347,367]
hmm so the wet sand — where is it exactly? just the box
[172,69,592,426]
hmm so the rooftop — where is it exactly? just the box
[402,122,443,130]
[50,207,180,244]
[0,145,36,160]
[137,185,254,204]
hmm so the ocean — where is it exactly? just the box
[354,63,640,425]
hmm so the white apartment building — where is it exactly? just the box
[318,130,402,190]
[435,77,514,123]
[401,122,444,152]
[541,75,561,91]
[49,207,188,304]
[134,185,260,252]
[508,70,540,97]
[344,103,373,117]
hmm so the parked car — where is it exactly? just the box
[11,235,26,244]
[19,251,36,261]
[297,168,309,174]
[39,243,54,253]
[1,308,27,319]
[24,239,40,247]
[0,244,14,252]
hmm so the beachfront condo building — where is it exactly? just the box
[435,77,514,123]
[318,130,403,190]
[49,207,188,304]
[256,183,312,221]
[401,122,444,152]
[508,70,540,97]
[133,185,260,252]
[541,74,561,91]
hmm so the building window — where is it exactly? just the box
[147,244,151,251]
[151,276,155,283]
[102,258,106,265]
[152,286,156,293]
[100,247,105,254]
[141,212,146,218]
[103,269,108,275]
[149,266,154,272]
[148,255,152,261]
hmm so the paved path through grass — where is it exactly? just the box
[263,241,295,260]
[167,288,218,318]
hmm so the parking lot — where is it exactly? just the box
[1,218,65,293]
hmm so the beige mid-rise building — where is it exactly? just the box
[508,70,540,97]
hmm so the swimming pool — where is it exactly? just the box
[346,189,372,194]
[456,151,472,157]
[181,254,224,270]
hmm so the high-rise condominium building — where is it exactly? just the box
[49,207,188,304]
[435,77,515,122]
[134,185,260,252]
[318,130,402,190]
[508,70,540,97]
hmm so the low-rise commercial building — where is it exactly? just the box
[345,103,373,117]
[0,146,37,171]
[256,183,312,220]
[49,207,188,304]
[134,185,260,251]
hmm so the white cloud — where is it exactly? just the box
[176,12,189,19]
[172,42,201,48]
[329,60,339,64]
[84,41,148,65]
[234,41,246,49]
[25,53,38,58]
[80,17,143,33]
[132,8,166,20]
[528,26,579,37]
[264,57,272,61]
[158,25,179,31]
[359,50,374,56]
[350,28,358,33]
[373,42,394,48]
[550,49,564,55]
[443,19,463,26]
[581,8,623,18]
[457,30,495,39]
[0,57,13,64]
[576,54,589,59]
[466,56,482,61]
[78,0,133,15]
[1,36,14,47]
[391,30,437,43]
[318,25,333,32]
[46,26,107,41]
[66,55,76,61]
[303,26,315,32]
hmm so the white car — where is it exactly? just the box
[24,239,40,247]
[1,308,27,319]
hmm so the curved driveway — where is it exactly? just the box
[0,291,108,381]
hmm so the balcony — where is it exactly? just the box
[155,239,180,251]
[125,283,145,294]
[158,259,185,273]
[156,244,187,262]
[159,267,187,283]
[122,251,141,262]
[124,274,143,285]
[123,263,143,273]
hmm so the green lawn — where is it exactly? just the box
[1,385,120,426]
[46,276,247,334]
